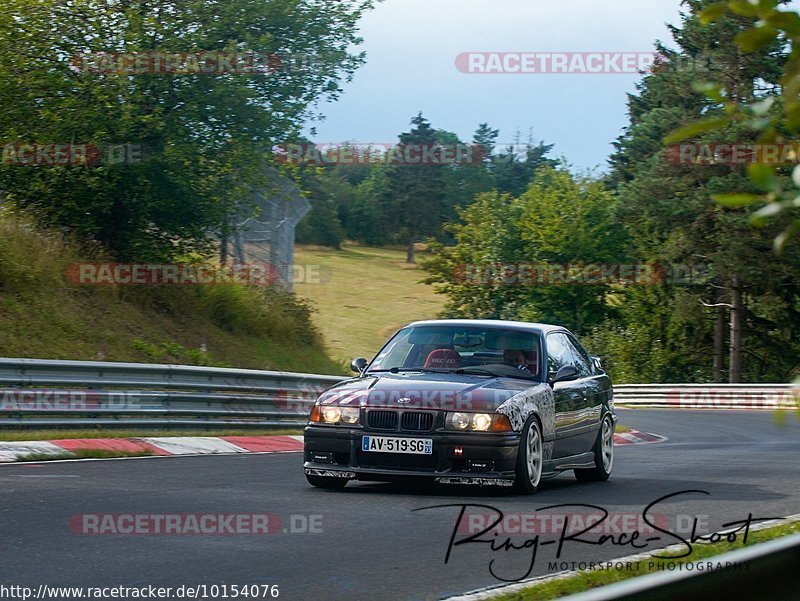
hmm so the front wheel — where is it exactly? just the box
[575,414,614,482]
[306,474,349,489]
[514,416,543,494]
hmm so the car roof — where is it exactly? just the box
[404,319,568,335]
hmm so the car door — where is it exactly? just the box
[546,331,592,458]
[563,332,605,452]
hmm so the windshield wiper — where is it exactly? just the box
[367,367,442,374]
[455,367,539,380]
[453,367,495,377]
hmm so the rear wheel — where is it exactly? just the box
[575,414,614,482]
[306,474,349,489]
[514,416,543,494]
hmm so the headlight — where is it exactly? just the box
[445,412,510,432]
[312,406,360,425]
[446,412,471,430]
[340,407,360,424]
[321,407,341,423]
[472,413,492,431]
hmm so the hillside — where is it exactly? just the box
[0,211,343,374]
[293,244,445,364]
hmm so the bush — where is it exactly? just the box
[196,284,321,346]
[583,323,673,384]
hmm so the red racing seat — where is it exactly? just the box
[424,349,462,369]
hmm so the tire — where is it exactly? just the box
[306,474,349,489]
[514,416,543,494]
[575,414,614,482]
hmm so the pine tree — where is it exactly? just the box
[381,114,448,263]
[607,0,800,382]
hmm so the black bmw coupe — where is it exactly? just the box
[303,319,615,493]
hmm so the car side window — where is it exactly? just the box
[546,333,573,378]
[565,334,593,377]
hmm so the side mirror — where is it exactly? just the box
[550,365,579,386]
[591,355,603,372]
[350,357,368,374]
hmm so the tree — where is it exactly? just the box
[492,130,557,198]
[516,169,625,334]
[608,0,800,383]
[381,113,448,263]
[672,0,800,248]
[0,0,375,260]
[295,121,557,251]
[341,164,390,246]
[295,167,347,248]
[422,167,624,335]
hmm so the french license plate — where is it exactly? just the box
[362,436,433,455]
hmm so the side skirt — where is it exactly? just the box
[543,451,595,474]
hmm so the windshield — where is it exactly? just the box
[367,325,542,380]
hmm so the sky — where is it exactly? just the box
[304,0,686,172]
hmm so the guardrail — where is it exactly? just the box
[0,358,796,429]
[613,383,798,410]
[0,358,343,429]
[564,532,800,600]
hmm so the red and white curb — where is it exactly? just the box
[0,430,663,463]
[0,435,304,463]
[614,429,668,445]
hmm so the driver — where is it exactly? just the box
[503,349,531,373]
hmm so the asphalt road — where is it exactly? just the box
[1,410,799,600]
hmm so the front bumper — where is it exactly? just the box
[303,425,520,486]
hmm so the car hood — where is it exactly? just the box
[317,372,534,412]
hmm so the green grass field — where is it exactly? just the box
[294,244,445,366]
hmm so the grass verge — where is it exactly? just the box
[0,428,303,442]
[492,520,800,600]
[0,209,343,374]
[16,449,155,462]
